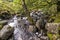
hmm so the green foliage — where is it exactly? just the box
[48,4,57,14]
[54,13,60,23]
[0,0,23,14]
[47,33,59,40]
[0,0,57,13]
[47,0,51,3]
[0,24,3,30]
[47,33,53,40]
[0,0,58,23]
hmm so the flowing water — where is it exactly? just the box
[8,11,49,40]
[8,15,36,40]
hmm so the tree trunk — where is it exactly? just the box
[22,0,29,16]
[21,0,34,24]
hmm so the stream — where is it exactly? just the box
[8,11,49,40]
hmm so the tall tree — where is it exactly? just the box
[21,0,34,24]
[21,0,29,16]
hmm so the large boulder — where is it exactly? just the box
[30,10,44,22]
[0,25,14,40]
[45,23,60,34]
[0,20,8,30]
[30,10,47,31]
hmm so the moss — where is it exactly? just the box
[7,26,12,29]
[41,2,48,6]
[53,18,60,23]
[47,0,51,3]
[0,24,3,30]
[47,33,53,40]
[58,26,60,30]
[28,16,35,25]
[58,26,60,35]
[54,16,60,23]
[47,32,60,40]
[50,12,60,23]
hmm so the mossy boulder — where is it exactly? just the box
[47,33,59,40]
[0,24,3,30]
[0,10,11,20]
[0,25,14,40]
[45,23,60,34]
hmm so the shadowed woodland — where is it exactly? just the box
[0,0,60,40]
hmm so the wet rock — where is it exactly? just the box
[7,15,48,40]
[0,19,2,21]
[34,37,40,40]
[40,36,49,40]
[30,10,47,30]
[38,34,42,37]
[30,10,44,22]
[0,25,14,40]
[52,34,57,40]
[12,16,42,40]
[36,19,42,30]
[36,19,46,30]
[0,20,8,29]
[28,25,36,33]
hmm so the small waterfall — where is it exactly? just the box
[8,15,22,40]
[8,10,49,40]
[8,15,36,40]
[12,15,22,40]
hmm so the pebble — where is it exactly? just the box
[36,32,39,35]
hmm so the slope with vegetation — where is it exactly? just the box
[0,0,60,40]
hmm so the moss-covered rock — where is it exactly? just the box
[47,33,59,40]
[45,23,60,34]
[0,25,14,40]
[47,33,53,40]
[0,10,12,20]
[0,24,3,30]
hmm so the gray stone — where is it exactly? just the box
[28,25,36,32]
[0,25,14,40]
[40,36,49,40]
[45,23,60,34]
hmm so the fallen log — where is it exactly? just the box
[0,25,14,40]
[0,20,8,24]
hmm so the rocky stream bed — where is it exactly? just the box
[0,10,60,40]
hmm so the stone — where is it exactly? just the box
[30,10,45,22]
[8,34,14,40]
[0,19,2,21]
[36,19,46,30]
[28,25,36,32]
[52,34,57,40]
[40,36,49,40]
[0,25,14,40]
[18,37,22,40]
[38,34,42,37]
[45,23,60,34]
[36,32,39,35]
